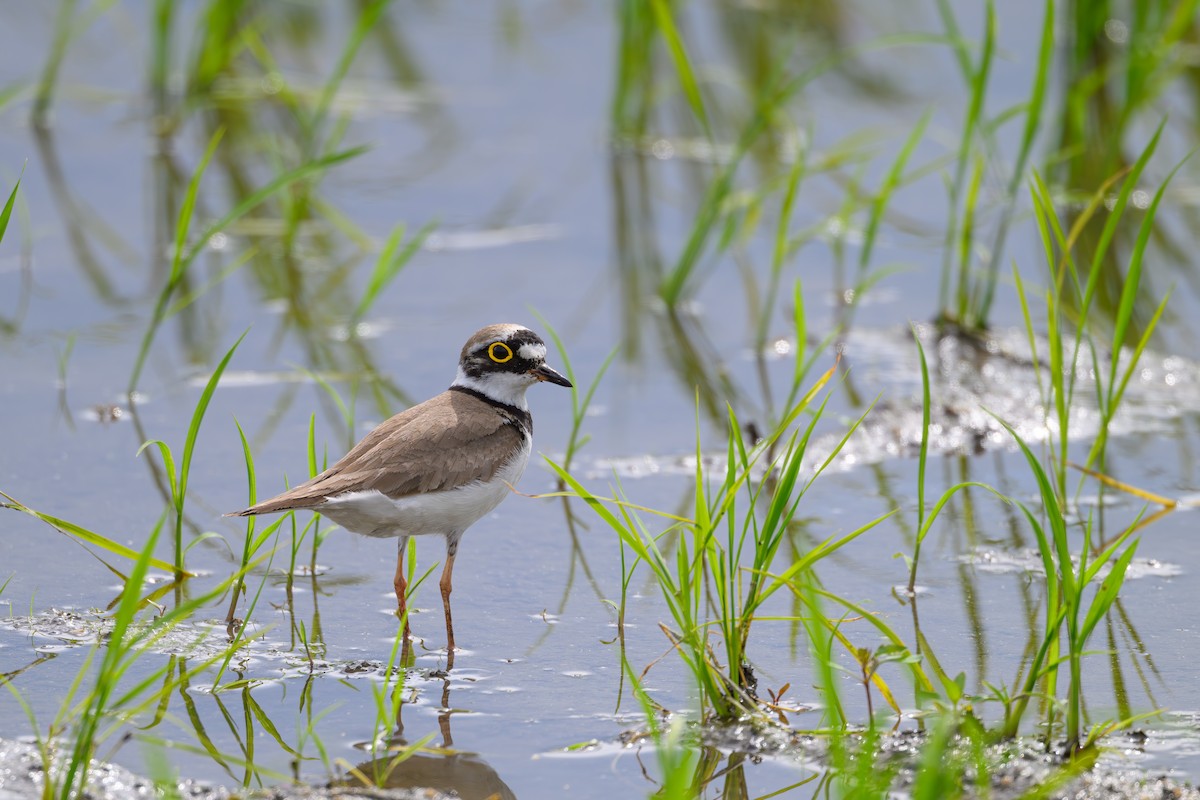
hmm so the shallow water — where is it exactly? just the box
[2,2,1200,798]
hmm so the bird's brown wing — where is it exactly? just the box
[230,390,525,516]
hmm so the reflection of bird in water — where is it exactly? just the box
[349,677,518,800]
[351,746,518,800]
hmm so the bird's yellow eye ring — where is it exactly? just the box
[488,342,514,363]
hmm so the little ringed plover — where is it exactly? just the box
[229,323,572,652]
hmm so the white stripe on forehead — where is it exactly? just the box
[518,342,546,361]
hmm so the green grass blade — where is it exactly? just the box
[769,510,898,596]
[0,173,21,242]
[60,508,162,795]
[1108,147,1185,383]
[1010,260,1045,400]
[860,110,930,272]
[544,460,655,570]
[933,0,971,79]
[353,220,435,322]
[1081,122,1164,324]
[976,0,1053,320]
[135,440,178,502]
[179,330,248,505]
[990,414,1076,600]
[234,418,257,510]
[0,492,177,573]
[312,0,390,136]
[910,324,932,591]
[1108,290,1171,421]
[658,158,737,304]
[127,127,223,393]
[649,0,710,139]
[1079,539,1139,663]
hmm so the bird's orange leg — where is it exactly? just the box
[394,537,411,641]
[440,543,457,655]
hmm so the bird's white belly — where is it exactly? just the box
[317,443,530,538]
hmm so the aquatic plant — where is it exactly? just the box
[550,364,898,721]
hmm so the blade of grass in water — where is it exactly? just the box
[906,325,932,594]
[126,126,223,394]
[1022,123,1169,499]
[859,110,930,275]
[622,654,698,799]
[954,154,985,325]
[975,0,1055,321]
[310,0,393,145]
[658,72,797,305]
[224,418,287,629]
[992,414,1142,749]
[937,0,995,327]
[755,151,807,356]
[648,0,711,140]
[657,148,740,305]
[0,493,178,574]
[1104,151,1186,392]
[533,313,618,475]
[352,221,435,323]
[0,173,20,241]
[59,518,161,795]
[138,331,247,581]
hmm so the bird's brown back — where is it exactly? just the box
[231,390,528,517]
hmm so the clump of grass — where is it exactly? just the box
[1019,125,1178,502]
[7,322,299,794]
[552,362,895,721]
[992,419,1148,751]
[992,145,1180,754]
[1,523,256,799]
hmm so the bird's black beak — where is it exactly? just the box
[530,364,572,387]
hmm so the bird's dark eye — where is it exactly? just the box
[488,342,514,363]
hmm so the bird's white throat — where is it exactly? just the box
[451,367,536,410]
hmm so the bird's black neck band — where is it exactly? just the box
[449,384,533,434]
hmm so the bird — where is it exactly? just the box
[228,323,572,654]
